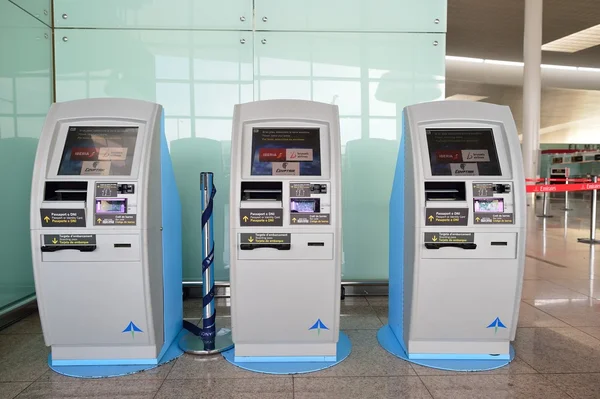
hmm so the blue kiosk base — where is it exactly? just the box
[48,329,186,379]
[222,332,352,375]
[377,325,514,372]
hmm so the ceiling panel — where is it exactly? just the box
[447,0,600,67]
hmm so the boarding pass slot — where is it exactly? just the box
[238,233,333,261]
[422,233,517,259]
[425,182,466,202]
[425,243,476,250]
[41,234,140,262]
[240,243,291,251]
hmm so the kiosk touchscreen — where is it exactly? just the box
[388,101,526,361]
[229,100,342,362]
[30,98,182,366]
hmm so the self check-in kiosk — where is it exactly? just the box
[229,100,342,362]
[387,101,526,361]
[30,98,182,366]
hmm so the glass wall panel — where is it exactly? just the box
[0,1,53,313]
[255,0,446,33]
[54,29,253,281]
[9,0,51,26]
[255,32,446,280]
[54,0,253,30]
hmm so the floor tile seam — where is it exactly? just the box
[512,354,542,375]
[412,372,439,399]
[572,326,600,343]
[151,376,168,399]
[4,380,34,399]
[541,277,598,298]
[540,371,600,375]
[365,299,387,326]
[522,300,589,331]
[538,373,578,399]
[292,375,422,380]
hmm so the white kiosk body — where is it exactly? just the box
[30,98,182,366]
[230,100,342,362]
[389,101,526,360]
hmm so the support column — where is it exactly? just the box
[522,0,543,205]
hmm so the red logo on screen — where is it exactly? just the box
[71,148,98,160]
[436,150,461,162]
[259,148,286,162]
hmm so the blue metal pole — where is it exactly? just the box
[179,172,233,355]
[200,172,216,350]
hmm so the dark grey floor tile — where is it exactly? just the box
[0,335,49,382]
[36,360,174,382]
[0,382,30,399]
[544,373,600,399]
[340,314,382,330]
[166,352,284,379]
[0,315,42,335]
[156,377,293,399]
[514,327,600,373]
[15,380,162,398]
[420,374,569,399]
[410,355,538,376]
[370,304,389,325]
[365,296,389,305]
[295,330,415,378]
[294,376,432,399]
[340,299,376,316]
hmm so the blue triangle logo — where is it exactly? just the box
[486,317,507,334]
[309,319,329,335]
[122,321,143,338]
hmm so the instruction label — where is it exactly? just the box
[43,234,96,246]
[95,183,118,198]
[424,232,474,243]
[425,208,468,226]
[241,233,291,245]
[472,183,494,198]
[474,213,514,224]
[290,214,330,225]
[290,183,312,198]
[240,209,283,227]
[95,214,137,226]
[40,209,86,227]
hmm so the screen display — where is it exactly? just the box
[474,198,504,213]
[426,128,502,176]
[251,128,321,176]
[290,198,320,213]
[58,126,138,176]
[95,198,127,214]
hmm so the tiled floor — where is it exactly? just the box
[2,198,600,398]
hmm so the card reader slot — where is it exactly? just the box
[240,243,291,251]
[424,243,477,250]
[41,245,96,252]
[114,243,132,248]
[425,182,466,201]
[45,181,88,202]
[308,242,325,246]
[241,182,282,201]
[491,241,508,246]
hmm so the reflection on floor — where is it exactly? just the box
[1,198,600,398]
